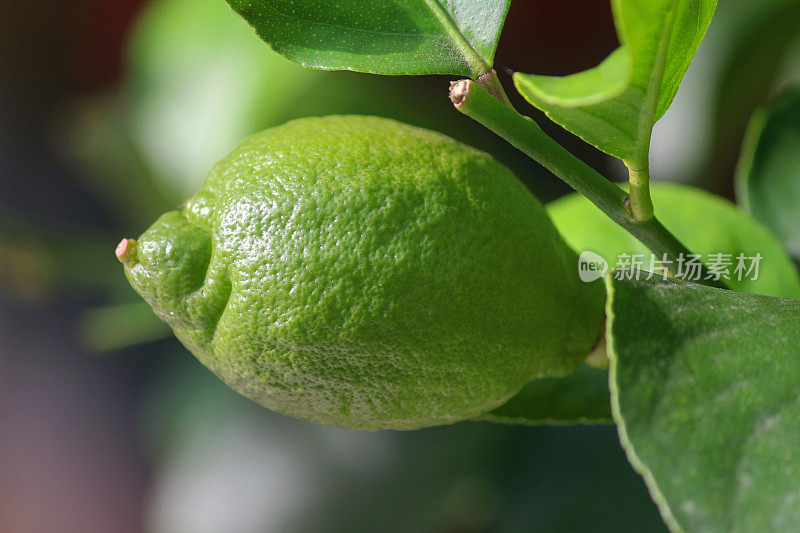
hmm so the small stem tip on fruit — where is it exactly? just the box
[115,238,137,265]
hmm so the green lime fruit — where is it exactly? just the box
[118,116,605,430]
[549,183,800,299]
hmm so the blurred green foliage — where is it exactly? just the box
[737,88,800,261]
[550,183,800,299]
[138,349,666,532]
[0,215,123,303]
[126,0,323,198]
[701,0,800,191]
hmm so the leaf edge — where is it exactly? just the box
[605,274,683,533]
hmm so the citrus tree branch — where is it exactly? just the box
[449,79,726,289]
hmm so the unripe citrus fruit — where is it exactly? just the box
[118,116,604,430]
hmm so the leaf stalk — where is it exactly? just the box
[627,167,655,221]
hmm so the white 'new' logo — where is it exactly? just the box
[578,251,608,283]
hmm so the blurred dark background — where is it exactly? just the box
[1,0,798,531]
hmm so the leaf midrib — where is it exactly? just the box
[421,0,492,78]
[628,1,681,169]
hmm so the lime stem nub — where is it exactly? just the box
[115,238,137,264]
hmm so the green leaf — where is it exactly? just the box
[478,365,612,425]
[225,0,510,77]
[548,182,800,299]
[737,88,800,260]
[515,48,633,108]
[606,275,800,532]
[514,0,716,162]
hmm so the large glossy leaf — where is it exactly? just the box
[737,89,800,260]
[225,0,510,77]
[548,183,800,299]
[607,275,800,532]
[478,365,612,425]
[514,0,716,162]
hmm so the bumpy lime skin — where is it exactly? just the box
[122,116,605,430]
